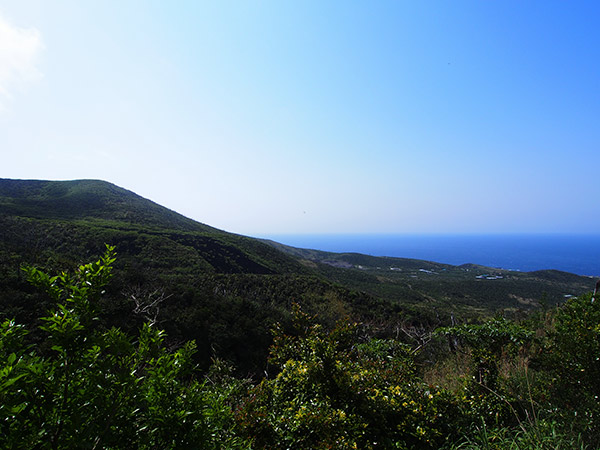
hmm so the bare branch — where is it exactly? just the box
[123,285,171,326]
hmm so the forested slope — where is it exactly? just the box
[1,178,595,374]
[0,179,397,373]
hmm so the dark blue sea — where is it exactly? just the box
[258,234,600,277]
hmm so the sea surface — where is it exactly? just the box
[258,234,600,277]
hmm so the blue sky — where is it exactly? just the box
[1,1,599,235]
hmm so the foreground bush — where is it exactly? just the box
[0,246,249,449]
[236,306,465,449]
[434,297,600,449]
[534,292,600,446]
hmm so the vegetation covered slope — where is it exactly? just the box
[2,249,598,449]
[0,178,217,231]
[0,178,596,375]
[0,179,395,373]
[264,240,595,317]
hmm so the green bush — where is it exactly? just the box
[237,306,465,449]
[435,317,535,427]
[535,293,600,445]
[0,246,250,449]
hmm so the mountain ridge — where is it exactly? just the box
[0,178,219,233]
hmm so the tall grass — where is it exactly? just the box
[431,340,591,450]
[448,419,588,450]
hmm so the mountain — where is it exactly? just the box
[0,179,393,373]
[0,178,216,231]
[0,178,596,373]
[0,178,309,275]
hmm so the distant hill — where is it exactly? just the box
[260,240,596,316]
[0,178,596,373]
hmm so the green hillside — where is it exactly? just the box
[262,240,595,317]
[0,178,217,232]
[0,178,310,275]
[2,178,599,449]
[0,179,394,373]
[0,178,596,373]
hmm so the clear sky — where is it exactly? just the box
[1,1,599,235]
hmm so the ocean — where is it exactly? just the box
[258,234,600,277]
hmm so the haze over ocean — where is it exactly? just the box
[259,234,600,277]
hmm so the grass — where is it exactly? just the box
[448,419,588,450]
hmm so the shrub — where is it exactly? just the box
[535,293,600,445]
[237,306,465,449]
[0,245,250,449]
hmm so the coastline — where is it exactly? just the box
[255,233,600,277]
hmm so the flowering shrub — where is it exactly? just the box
[237,306,465,449]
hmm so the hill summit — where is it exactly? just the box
[0,178,217,232]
